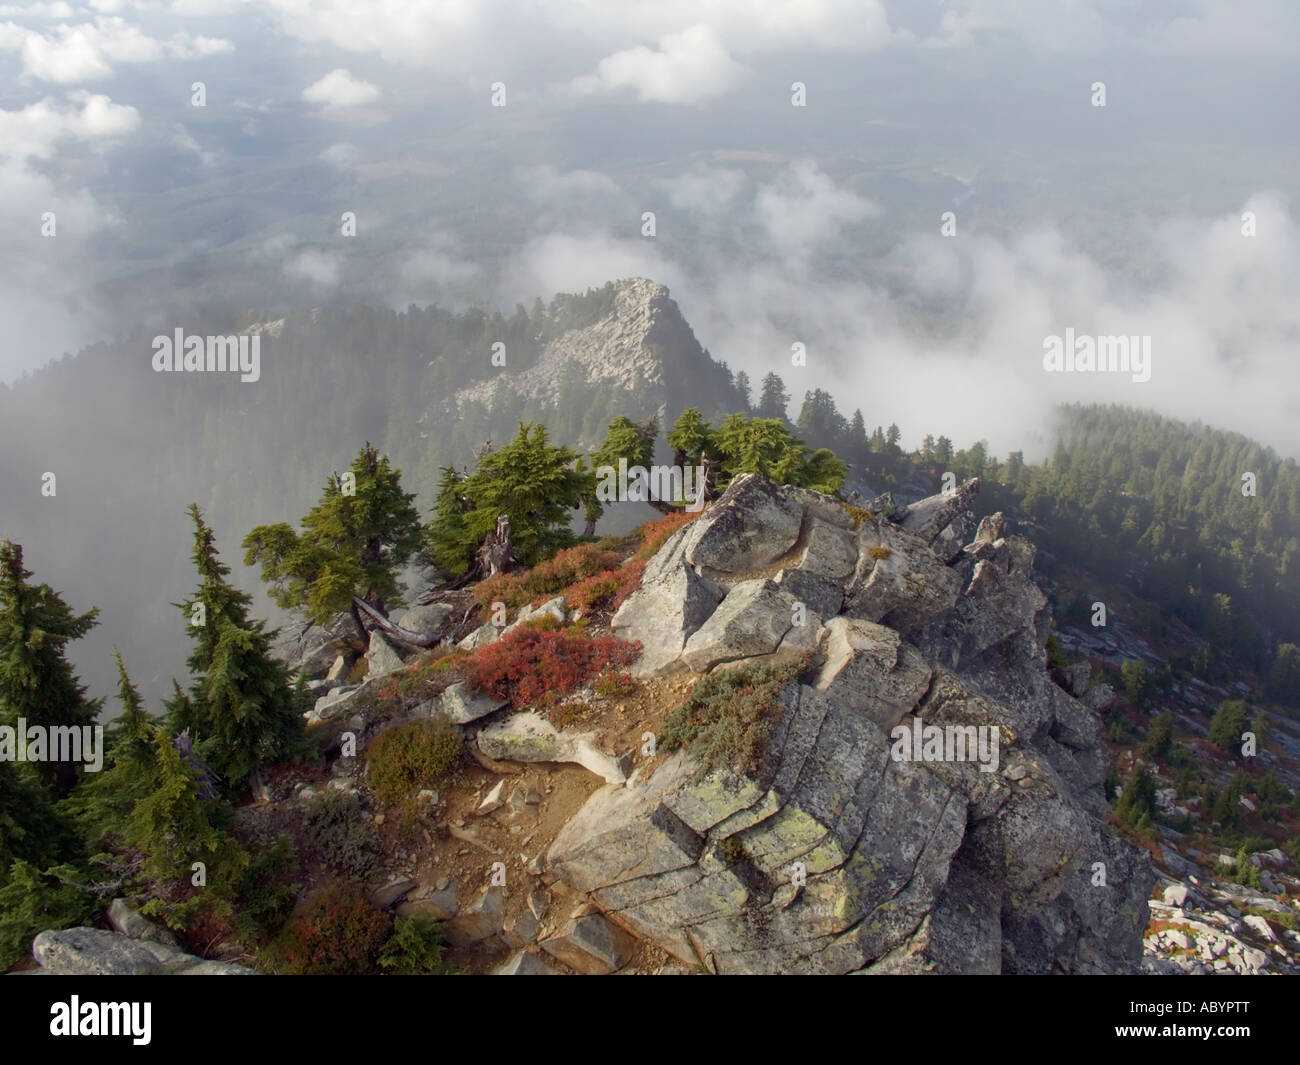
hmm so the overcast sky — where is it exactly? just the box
[3,0,1299,458]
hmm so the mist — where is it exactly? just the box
[1,0,1298,710]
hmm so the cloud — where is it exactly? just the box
[167,0,247,14]
[0,91,139,381]
[257,0,903,91]
[553,0,901,54]
[754,159,879,261]
[498,159,1300,459]
[689,193,1300,460]
[0,3,75,16]
[167,33,235,59]
[401,234,480,288]
[283,247,343,288]
[567,24,746,104]
[0,16,234,82]
[224,0,1297,111]
[520,164,625,203]
[319,141,362,170]
[263,0,484,67]
[0,91,139,160]
[660,165,747,215]
[301,67,382,109]
[501,230,681,307]
[926,0,1300,56]
[172,123,218,166]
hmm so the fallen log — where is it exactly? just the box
[351,596,440,649]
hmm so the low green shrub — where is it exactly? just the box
[302,790,379,881]
[365,718,461,807]
[377,913,459,975]
[661,658,806,776]
[233,836,299,947]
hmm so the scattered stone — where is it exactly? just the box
[1243,915,1278,943]
[478,712,627,783]
[444,887,505,948]
[366,630,406,677]
[368,876,417,911]
[493,951,557,975]
[476,781,507,817]
[503,596,570,636]
[396,602,454,639]
[540,909,637,975]
[437,682,508,725]
[106,899,179,948]
[458,622,503,652]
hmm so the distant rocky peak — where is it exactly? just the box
[455,276,706,411]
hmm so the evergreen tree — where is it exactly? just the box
[1266,643,1300,706]
[1208,699,1250,753]
[803,449,850,495]
[711,414,847,494]
[848,410,869,466]
[124,730,247,926]
[1120,660,1153,709]
[667,408,714,467]
[64,650,159,848]
[1114,764,1155,829]
[585,415,658,530]
[426,422,590,570]
[200,614,304,787]
[162,679,196,739]
[0,758,77,878]
[795,389,848,451]
[732,370,752,411]
[1140,710,1174,761]
[423,465,472,575]
[0,858,92,968]
[0,540,102,792]
[184,506,304,788]
[755,372,791,421]
[244,443,423,635]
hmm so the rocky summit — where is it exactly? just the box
[22,473,1159,977]
[546,474,1153,973]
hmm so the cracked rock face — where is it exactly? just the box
[453,278,700,422]
[549,475,1153,974]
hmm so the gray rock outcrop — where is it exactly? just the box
[548,476,1153,974]
[32,927,255,975]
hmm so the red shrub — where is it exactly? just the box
[634,510,701,561]
[473,570,529,610]
[612,560,646,610]
[565,559,646,614]
[473,543,621,610]
[466,626,641,707]
[271,884,391,975]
